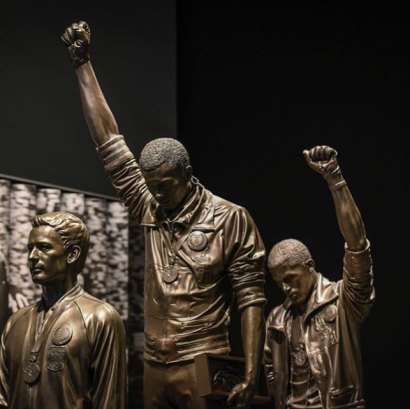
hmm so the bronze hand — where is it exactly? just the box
[61,21,91,67]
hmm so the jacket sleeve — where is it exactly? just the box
[89,304,127,409]
[341,240,375,322]
[263,307,289,408]
[263,311,275,398]
[225,206,266,311]
[96,135,154,225]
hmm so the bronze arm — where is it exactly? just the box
[227,305,265,409]
[61,21,119,146]
[303,146,367,252]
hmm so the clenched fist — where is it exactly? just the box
[61,21,91,67]
[303,145,339,178]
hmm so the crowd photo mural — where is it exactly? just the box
[0,175,145,406]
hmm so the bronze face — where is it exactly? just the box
[142,163,192,212]
[272,263,316,305]
[27,226,69,285]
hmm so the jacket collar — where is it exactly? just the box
[141,177,215,231]
[37,282,83,312]
[303,273,339,322]
[268,273,339,331]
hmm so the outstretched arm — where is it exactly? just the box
[303,145,367,252]
[61,21,119,146]
[304,145,374,321]
[61,21,153,225]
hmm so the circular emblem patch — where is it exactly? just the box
[322,304,337,323]
[188,231,208,251]
[293,348,308,367]
[23,362,41,384]
[161,265,179,284]
[52,325,73,346]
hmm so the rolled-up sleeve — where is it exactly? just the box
[226,207,266,311]
[96,135,153,225]
[342,240,375,322]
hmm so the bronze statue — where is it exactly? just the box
[0,212,127,409]
[264,146,374,409]
[61,21,266,409]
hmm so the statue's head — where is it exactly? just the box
[139,138,193,212]
[268,239,317,306]
[28,211,89,285]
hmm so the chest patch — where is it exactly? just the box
[322,304,337,323]
[47,346,66,371]
[52,325,73,346]
[187,231,208,251]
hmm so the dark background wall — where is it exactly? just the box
[177,2,409,408]
[1,1,409,408]
[0,1,176,195]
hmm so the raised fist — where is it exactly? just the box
[61,21,91,67]
[303,145,339,177]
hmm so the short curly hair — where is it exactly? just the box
[268,238,312,272]
[32,211,89,272]
[139,137,190,171]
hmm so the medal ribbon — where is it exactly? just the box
[24,285,78,384]
[158,187,207,265]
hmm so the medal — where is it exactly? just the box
[52,325,73,346]
[162,265,179,284]
[293,344,308,367]
[291,312,308,367]
[188,231,208,251]
[24,295,73,385]
[322,304,337,323]
[24,362,41,384]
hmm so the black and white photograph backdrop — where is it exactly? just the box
[1,2,409,408]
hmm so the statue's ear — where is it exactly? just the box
[67,245,81,264]
[304,259,315,272]
[185,165,193,180]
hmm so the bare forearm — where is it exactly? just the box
[326,170,367,251]
[75,62,119,146]
[304,146,367,252]
[241,305,264,386]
